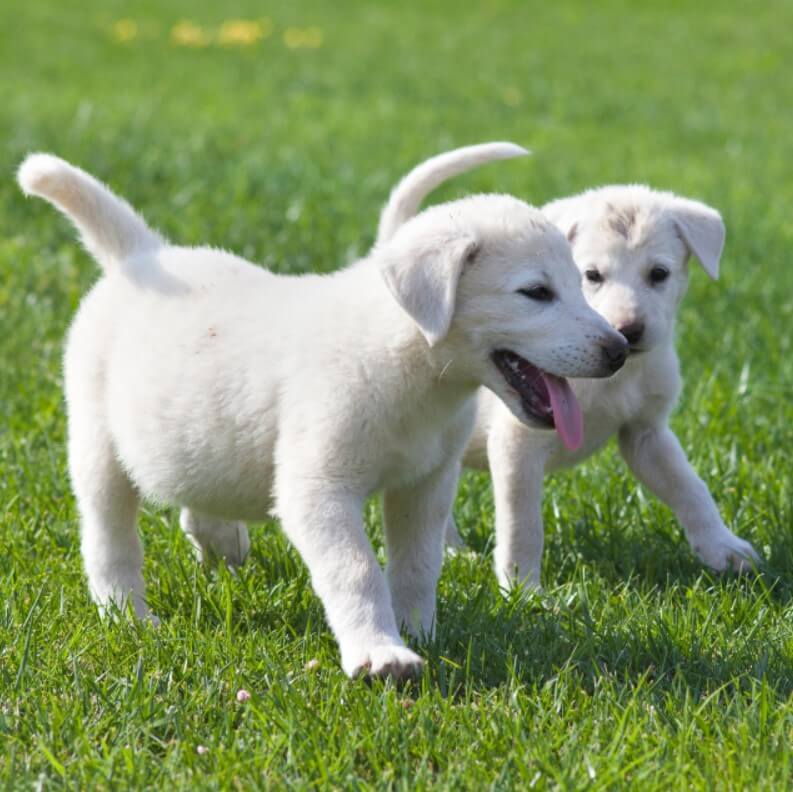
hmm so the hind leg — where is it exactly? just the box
[179,509,250,568]
[444,515,464,550]
[69,422,152,621]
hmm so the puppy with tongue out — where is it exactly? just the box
[378,141,759,590]
[491,350,584,451]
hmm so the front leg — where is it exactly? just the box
[275,475,421,680]
[488,419,547,590]
[618,422,759,572]
[383,462,460,638]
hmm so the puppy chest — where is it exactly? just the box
[377,430,451,489]
[546,377,648,470]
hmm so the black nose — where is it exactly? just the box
[618,321,645,346]
[603,336,628,372]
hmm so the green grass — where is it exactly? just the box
[2,0,793,788]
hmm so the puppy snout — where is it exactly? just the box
[617,321,645,347]
[602,334,628,373]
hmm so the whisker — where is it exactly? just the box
[438,358,455,381]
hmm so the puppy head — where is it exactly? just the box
[544,186,724,355]
[379,195,628,448]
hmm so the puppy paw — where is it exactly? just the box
[95,590,159,625]
[444,518,464,552]
[144,611,162,628]
[495,557,542,593]
[691,530,760,573]
[390,597,436,640]
[343,643,424,680]
[180,510,250,568]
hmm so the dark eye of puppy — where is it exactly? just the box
[649,265,670,284]
[518,285,555,302]
[585,269,603,284]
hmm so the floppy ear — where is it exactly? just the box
[380,233,478,346]
[542,197,581,246]
[669,198,725,280]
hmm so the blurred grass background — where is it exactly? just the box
[1,1,792,788]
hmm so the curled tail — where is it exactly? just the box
[17,153,164,270]
[376,142,529,244]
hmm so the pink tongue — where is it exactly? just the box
[541,373,583,451]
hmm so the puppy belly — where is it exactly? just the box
[128,452,275,521]
[109,402,277,520]
[176,488,274,523]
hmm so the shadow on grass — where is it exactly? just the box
[418,568,793,702]
[458,504,793,601]
[146,510,793,703]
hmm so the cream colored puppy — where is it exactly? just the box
[377,145,759,589]
[18,150,627,678]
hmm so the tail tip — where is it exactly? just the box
[17,153,69,196]
[493,141,531,159]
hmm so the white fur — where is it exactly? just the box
[18,151,624,678]
[377,142,529,244]
[377,148,759,589]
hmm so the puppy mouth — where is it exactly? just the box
[491,350,583,450]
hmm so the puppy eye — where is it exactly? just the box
[518,285,555,302]
[649,265,670,284]
[585,269,603,284]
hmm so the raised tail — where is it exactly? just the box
[376,142,530,244]
[17,153,164,270]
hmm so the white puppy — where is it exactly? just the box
[377,145,759,589]
[18,149,627,678]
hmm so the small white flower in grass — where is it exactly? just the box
[236,688,251,702]
[304,658,320,671]
[196,745,209,755]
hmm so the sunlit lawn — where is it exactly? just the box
[1,1,793,788]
